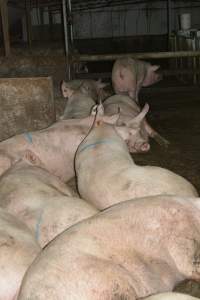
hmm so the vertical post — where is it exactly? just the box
[25,0,32,48]
[67,0,73,45]
[167,0,172,50]
[0,0,10,56]
[62,0,71,80]
[49,7,53,38]
[192,31,198,85]
[40,7,44,25]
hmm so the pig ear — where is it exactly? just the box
[103,114,120,125]
[61,81,74,98]
[127,103,149,126]
[151,65,160,72]
[23,150,42,166]
[99,106,120,125]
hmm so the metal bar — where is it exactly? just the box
[76,69,200,80]
[193,32,199,84]
[62,0,71,80]
[0,0,11,57]
[67,0,74,45]
[167,0,172,50]
[25,0,32,48]
[74,51,200,62]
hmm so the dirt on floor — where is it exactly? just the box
[136,87,200,194]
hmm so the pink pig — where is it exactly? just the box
[112,57,162,102]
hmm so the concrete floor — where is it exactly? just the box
[136,87,200,297]
[137,87,200,195]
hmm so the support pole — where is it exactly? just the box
[67,0,73,46]
[167,0,172,50]
[25,0,32,48]
[0,0,10,56]
[49,7,53,38]
[62,0,71,80]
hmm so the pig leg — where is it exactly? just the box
[129,85,141,103]
[144,119,170,148]
[135,88,140,103]
[128,90,137,100]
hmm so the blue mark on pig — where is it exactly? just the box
[24,132,33,144]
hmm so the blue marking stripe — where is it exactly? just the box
[78,139,117,153]
[24,132,33,143]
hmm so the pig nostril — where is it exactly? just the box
[141,143,150,152]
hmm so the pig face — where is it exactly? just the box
[117,124,150,153]
[116,103,150,153]
[91,103,150,153]
[128,127,150,153]
[143,65,162,87]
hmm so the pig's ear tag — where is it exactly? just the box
[96,104,104,116]
[91,105,98,116]
[91,104,104,116]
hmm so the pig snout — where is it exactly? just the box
[127,140,150,153]
[140,142,150,152]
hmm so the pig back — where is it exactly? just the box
[0,208,40,300]
[18,195,200,300]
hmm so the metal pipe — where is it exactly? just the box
[74,51,200,62]
[167,0,172,49]
[76,69,200,80]
[0,0,11,57]
[77,69,200,79]
[67,0,74,45]
[62,0,71,80]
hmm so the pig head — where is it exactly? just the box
[104,94,169,150]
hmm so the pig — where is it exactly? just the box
[60,82,96,119]
[75,105,197,210]
[0,107,149,182]
[18,195,200,299]
[143,292,199,300]
[0,207,41,300]
[112,57,162,102]
[103,94,169,151]
[61,78,108,102]
[0,150,98,247]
